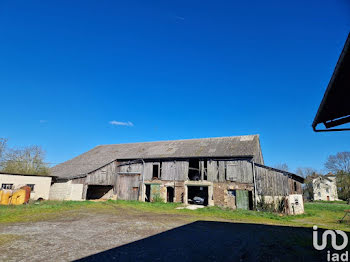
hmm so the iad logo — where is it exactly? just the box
[313,225,348,261]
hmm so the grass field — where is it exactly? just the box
[0,200,350,231]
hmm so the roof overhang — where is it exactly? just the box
[313,33,350,132]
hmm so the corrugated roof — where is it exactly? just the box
[51,135,263,179]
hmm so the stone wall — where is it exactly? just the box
[313,176,338,201]
[49,181,84,201]
[213,182,254,209]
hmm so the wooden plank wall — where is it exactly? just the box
[207,160,219,182]
[118,161,188,181]
[119,163,143,173]
[218,161,226,182]
[175,161,189,181]
[225,160,253,184]
[117,174,140,200]
[254,165,289,196]
[162,161,177,180]
[72,161,118,186]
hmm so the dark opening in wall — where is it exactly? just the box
[203,161,207,180]
[187,186,208,206]
[152,164,160,179]
[188,159,200,181]
[248,191,254,210]
[86,185,113,200]
[167,187,174,202]
[294,181,297,192]
[145,184,151,202]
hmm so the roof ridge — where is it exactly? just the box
[98,134,260,147]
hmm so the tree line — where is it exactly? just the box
[0,138,50,175]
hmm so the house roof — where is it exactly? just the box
[313,33,350,131]
[0,172,55,178]
[51,135,263,179]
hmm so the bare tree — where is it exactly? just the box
[0,138,7,160]
[1,145,49,175]
[296,167,318,201]
[0,138,8,169]
[274,163,289,172]
[296,167,317,178]
[325,152,350,174]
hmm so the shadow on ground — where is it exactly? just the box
[76,221,347,262]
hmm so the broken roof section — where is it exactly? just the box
[51,135,263,179]
[313,33,350,131]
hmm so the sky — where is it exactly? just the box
[0,0,349,173]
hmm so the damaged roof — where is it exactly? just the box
[51,135,263,179]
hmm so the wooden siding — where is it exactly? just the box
[71,161,117,186]
[143,162,154,180]
[161,161,177,180]
[175,161,189,181]
[207,160,219,182]
[226,160,253,184]
[117,174,140,200]
[119,161,188,181]
[119,163,143,173]
[288,178,302,194]
[218,161,226,182]
[254,165,289,196]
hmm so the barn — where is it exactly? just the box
[50,135,304,214]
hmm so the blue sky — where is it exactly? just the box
[0,0,349,173]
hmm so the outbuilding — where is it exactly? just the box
[51,135,304,214]
[0,172,53,200]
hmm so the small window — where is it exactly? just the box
[228,189,236,197]
[1,184,13,190]
[326,188,329,193]
[294,182,297,192]
[317,184,320,189]
[27,184,35,192]
[318,192,321,197]
[294,197,299,205]
[152,164,159,179]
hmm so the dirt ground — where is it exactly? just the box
[0,205,341,261]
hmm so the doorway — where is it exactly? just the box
[235,190,254,210]
[145,184,151,202]
[187,186,208,206]
[86,185,113,200]
[167,187,174,203]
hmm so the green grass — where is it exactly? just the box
[1,200,350,231]
[0,201,108,223]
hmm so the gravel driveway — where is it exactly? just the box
[0,205,341,262]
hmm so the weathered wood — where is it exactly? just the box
[226,160,253,183]
[162,161,176,180]
[71,161,118,186]
[117,174,140,200]
[218,161,226,182]
[175,161,189,181]
[254,165,290,196]
[207,160,218,182]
